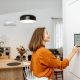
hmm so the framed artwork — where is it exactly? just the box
[74,34,80,46]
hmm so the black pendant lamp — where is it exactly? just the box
[20,15,36,23]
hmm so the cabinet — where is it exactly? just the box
[0,67,23,80]
[0,59,24,80]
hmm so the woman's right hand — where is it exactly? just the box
[66,46,79,61]
[72,46,78,54]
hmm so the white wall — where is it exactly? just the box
[63,0,80,80]
[0,6,62,59]
[0,0,62,14]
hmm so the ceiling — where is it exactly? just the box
[0,0,62,15]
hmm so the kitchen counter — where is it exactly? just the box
[0,59,30,80]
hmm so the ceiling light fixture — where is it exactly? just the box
[20,15,36,23]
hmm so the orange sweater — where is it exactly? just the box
[30,47,69,79]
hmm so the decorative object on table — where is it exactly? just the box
[7,62,21,66]
[0,47,10,59]
[16,45,26,61]
[15,55,26,61]
[15,55,20,60]
[23,55,26,60]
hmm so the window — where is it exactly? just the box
[52,18,63,48]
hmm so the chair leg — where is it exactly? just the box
[56,73,57,80]
[55,72,63,80]
[62,72,63,80]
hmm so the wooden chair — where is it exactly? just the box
[54,53,63,80]
[54,69,63,80]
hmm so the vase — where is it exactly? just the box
[19,52,24,61]
[20,55,23,61]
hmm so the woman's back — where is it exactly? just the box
[31,47,52,78]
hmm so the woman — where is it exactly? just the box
[29,27,78,80]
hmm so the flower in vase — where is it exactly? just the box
[16,45,26,57]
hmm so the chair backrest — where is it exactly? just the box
[28,55,32,61]
[49,49,59,55]
[49,48,63,61]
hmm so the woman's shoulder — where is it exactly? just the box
[37,47,56,59]
[38,47,49,51]
[37,47,52,55]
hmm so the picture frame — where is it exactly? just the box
[74,34,80,46]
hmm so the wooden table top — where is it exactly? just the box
[0,59,30,69]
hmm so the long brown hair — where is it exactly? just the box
[29,27,45,51]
